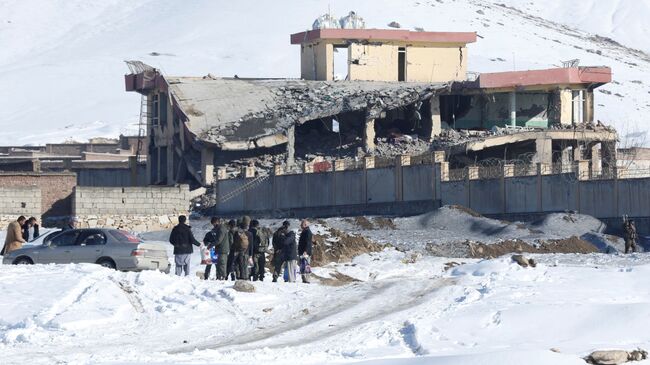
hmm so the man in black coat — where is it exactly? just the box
[271,221,289,282]
[203,217,225,280]
[282,229,299,282]
[298,219,313,284]
[22,217,39,241]
[169,215,201,276]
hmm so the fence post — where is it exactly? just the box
[503,163,514,214]
[537,163,543,213]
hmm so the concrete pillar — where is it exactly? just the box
[601,141,617,176]
[398,155,411,167]
[590,143,602,177]
[572,90,583,125]
[304,162,314,174]
[561,146,573,173]
[559,89,573,126]
[438,162,449,181]
[201,149,215,186]
[577,160,590,180]
[433,151,445,163]
[273,164,284,176]
[468,166,480,180]
[217,168,227,180]
[534,138,552,164]
[583,89,594,123]
[538,162,552,175]
[430,96,442,139]
[364,156,375,169]
[364,118,376,153]
[573,145,584,161]
[503,163,515,177]
[334,159,346,171]
[286,125,295,167]
[242,166,255,178]
[509,92,517,127]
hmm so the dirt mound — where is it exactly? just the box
[345,216,397,230]
[466,236,598,258]
[312,227,384,266]
[425,235,599,258]
[448,205,483,218]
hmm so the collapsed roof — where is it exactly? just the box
[126,72,449,150]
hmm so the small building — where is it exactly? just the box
[290,28,476,82]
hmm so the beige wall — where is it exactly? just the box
[559,89,573,125]
[349,43,399,82]
[301,41,332,80]
[406,45,467,82]
[299,40,469,82]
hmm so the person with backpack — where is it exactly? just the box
[169,215,201,276]
[203,217,225,280]
[298,219,313,284]
[282,228,299,283]
[272,221,289,282]
[249,220,269,281]
[233,217,253,280]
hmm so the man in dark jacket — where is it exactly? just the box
[22,217,39,242]
[169,215,201,276]
[203,217,224,280]
[298,219,314,284]
[282,229,299,282]
[249,220,269,281]
[272,221,289,282]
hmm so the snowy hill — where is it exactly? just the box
[0,0,648,146]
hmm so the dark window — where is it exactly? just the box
[398,47,406,81]
[50,231,81,247]
[77,231,107,246]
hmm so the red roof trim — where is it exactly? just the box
[478,67,612,88]
[290,28,477,45]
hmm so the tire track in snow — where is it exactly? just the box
[169,277,454,354]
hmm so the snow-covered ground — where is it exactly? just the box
[1,209,649,364]
[1,250,650,365]
[0,0,649,145]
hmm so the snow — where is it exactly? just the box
[1,236,650,364]
[0,0,649,145]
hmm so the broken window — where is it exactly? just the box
[151,94,159,127]
[159,93,168,130]
[440,95,476,129]
[398,47,406,81]
[333,45,349,81]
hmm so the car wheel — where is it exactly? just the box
[97,258,116,270]
[13,257,34,265]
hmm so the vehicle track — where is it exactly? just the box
[168,277,455,354]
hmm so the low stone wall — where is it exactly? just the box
[73,185,190,231]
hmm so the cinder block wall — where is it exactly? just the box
[0,186,42,227]
[0,173,76,219]
[73,185,190,231]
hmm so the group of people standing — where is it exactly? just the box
[169,215,313,283]
[1,215,40,256]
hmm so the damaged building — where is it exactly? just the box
[125,27,616,188]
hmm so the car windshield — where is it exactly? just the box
[108,230,143,243]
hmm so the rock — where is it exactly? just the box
[629,349,648,361]
[511,254,534,268]
[233,280,255,293]
[585,350,630,365]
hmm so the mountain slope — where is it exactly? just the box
[0,0,648,145]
